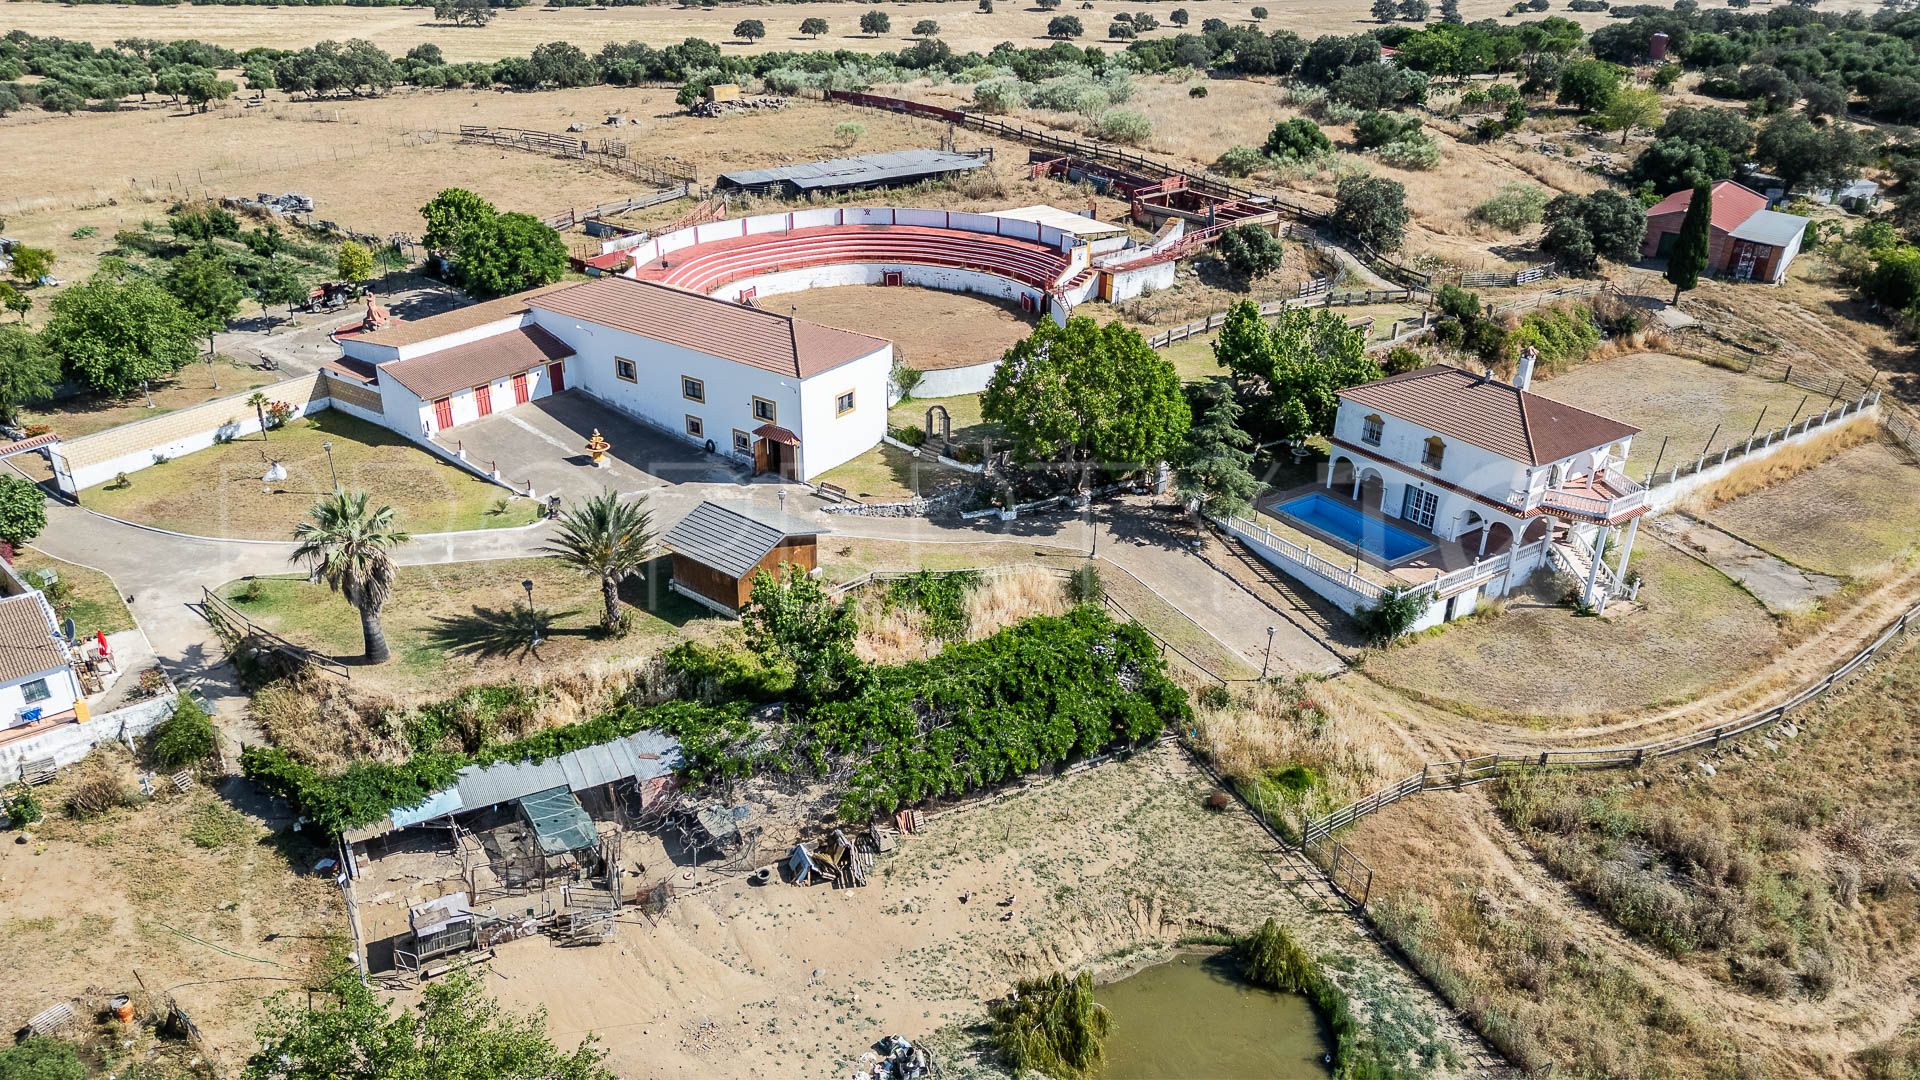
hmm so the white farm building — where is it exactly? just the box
[332,276,892,482]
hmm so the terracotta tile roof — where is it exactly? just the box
[378,326,573,402]
[529,277,889,379]
[353,284,573,348]
[1645,180,1768,235]
[0,593,69,684]
[1339,366,1639,467]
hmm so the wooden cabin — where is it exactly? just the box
[662,500,824,615]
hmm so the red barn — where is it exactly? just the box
[1641,180,1807,285]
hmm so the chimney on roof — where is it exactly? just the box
[1515,346,1539,392]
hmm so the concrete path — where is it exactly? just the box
[441,391,744,499]
[29,476,1346,732]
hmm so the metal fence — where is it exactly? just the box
[542,183,695,231]
[1299,593,1920,846]
[1644,390,1879,490]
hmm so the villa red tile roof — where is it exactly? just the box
[1645,180,1769,234]
[377,325,573,402]
[1340,366,1639,467]
[529,277,889,379]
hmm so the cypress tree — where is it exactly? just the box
[1666,181,1713,303]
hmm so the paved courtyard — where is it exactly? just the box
[438,390,746,500]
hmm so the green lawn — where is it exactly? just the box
[216,555,712,694]
[83,410,542,540]
[13,548,136,637]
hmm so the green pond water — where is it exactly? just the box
[1096,952,1333,1080]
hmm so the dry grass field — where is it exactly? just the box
[1362,539,1782,726]
[1,0,1642,65]
[0,753,345,1074]
[82,410,542,539]
[1344,629,1920,1080]
[11,548,138,637]
[1533,352,1821,480]
[1704,439,1920,584]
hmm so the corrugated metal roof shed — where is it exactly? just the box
[716,149,987,193]
[1728,209,1807,248]
[662,500,825,580]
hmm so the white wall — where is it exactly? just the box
[1109,261,1176,302]
[0,665,81,731]
[797,347,891,478]
[718,263,1049,312]
[609,206,1082,264]
[912,359,1002,399]
[405,363,557,437]
[62,393,333,493]
[1646,402,1876,512]
[0,693,176,778]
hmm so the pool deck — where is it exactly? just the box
[1253,483,1495,590]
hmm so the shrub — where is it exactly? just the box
[832,121,864,147]
[1376,134,1440,170]
[6,782,43,827]
[1067,562,1103,604]
[1333,175,1410,251]
[65,770,131,819]
[1359,584,1426,644]
[1215,144,1267,177]
[1264,117,1332,163]
[150,697,219,769]
[988,971,1111,1078]
[1215,223,1285,280]
[1382,346,1425,375]
[1095,108,1152,145]
[1470,183,1551,231]
[886,569,979,640]
[1352,110,1422,149]
[892,424,928,447]
[0,473,47,545]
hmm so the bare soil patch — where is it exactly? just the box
[1704,439,1920,584]
[1362,538,1782,725]
[784,284,1034,371]
[1532,351,1818,479]
[439,743,1477,1078]
[0,755,343,1074]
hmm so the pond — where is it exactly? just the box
[1097,951,1333,1079]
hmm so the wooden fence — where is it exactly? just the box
[200,586,350,680]
[458,125,696,188]
[1671,328,1875,404]
[541,183,694,231]
[1886,409,1920,462]
[823,90,1433,290]
[1487,280,1606,315]
[1299,592,1920,846]
[1454,262,1556,289]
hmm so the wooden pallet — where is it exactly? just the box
[18,756,55,786]
[27,1001,75,1035]
[171,770,195,793]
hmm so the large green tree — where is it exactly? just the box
[420,187,497,256]
[291,491,412,665]
[741,567,863,703]
[43,271,200,396]
[1331,175,1409,251]
[982,316,1189,469]
[336,241,375,286]
[1557,58,1623,114]
[540,491,655,633]
[456,212,568,298]
[165,247,246,330]
[7,245,54,284]
[1172,382,1260,520]
[0,326,58,424]
[1665,182,1713,302]
[0,474,46,547]
[245,971,610,1080]
[1214,301,1380,443]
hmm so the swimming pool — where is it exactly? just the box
[1273,492,1434,565]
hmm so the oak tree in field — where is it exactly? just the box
[982,316,1189,469]
[43,271,199,396]
[733,19,767,42]
[800,17,830,37]
[860,10,891,36]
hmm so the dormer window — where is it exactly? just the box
[1422,437,1446,469]
[1361,414,1384,446]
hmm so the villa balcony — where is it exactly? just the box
[1507,468,1648,523]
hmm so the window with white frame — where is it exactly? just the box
[20,677,50,704]
[682,376,705,403]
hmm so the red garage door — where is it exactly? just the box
[433,397,453,430]
[475,383,493,417]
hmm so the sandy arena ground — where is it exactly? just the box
[409,743,1482,1077]
[784,284,1036,370]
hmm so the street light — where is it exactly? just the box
[522,578,544,650]
[322,440,339,491]
[1261,626,1277,680]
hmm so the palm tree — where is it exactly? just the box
[291,491,412,664]
[246,391,270,441]
[540,491,655,633]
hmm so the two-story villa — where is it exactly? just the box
[1323,358,1649,611]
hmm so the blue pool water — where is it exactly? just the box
[1275,492,1433,563]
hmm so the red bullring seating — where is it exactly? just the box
[630,224,1073,295]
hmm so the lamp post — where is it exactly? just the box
[322,440,339,491]
[522,578,543,650]
[1261,625,1277,680]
